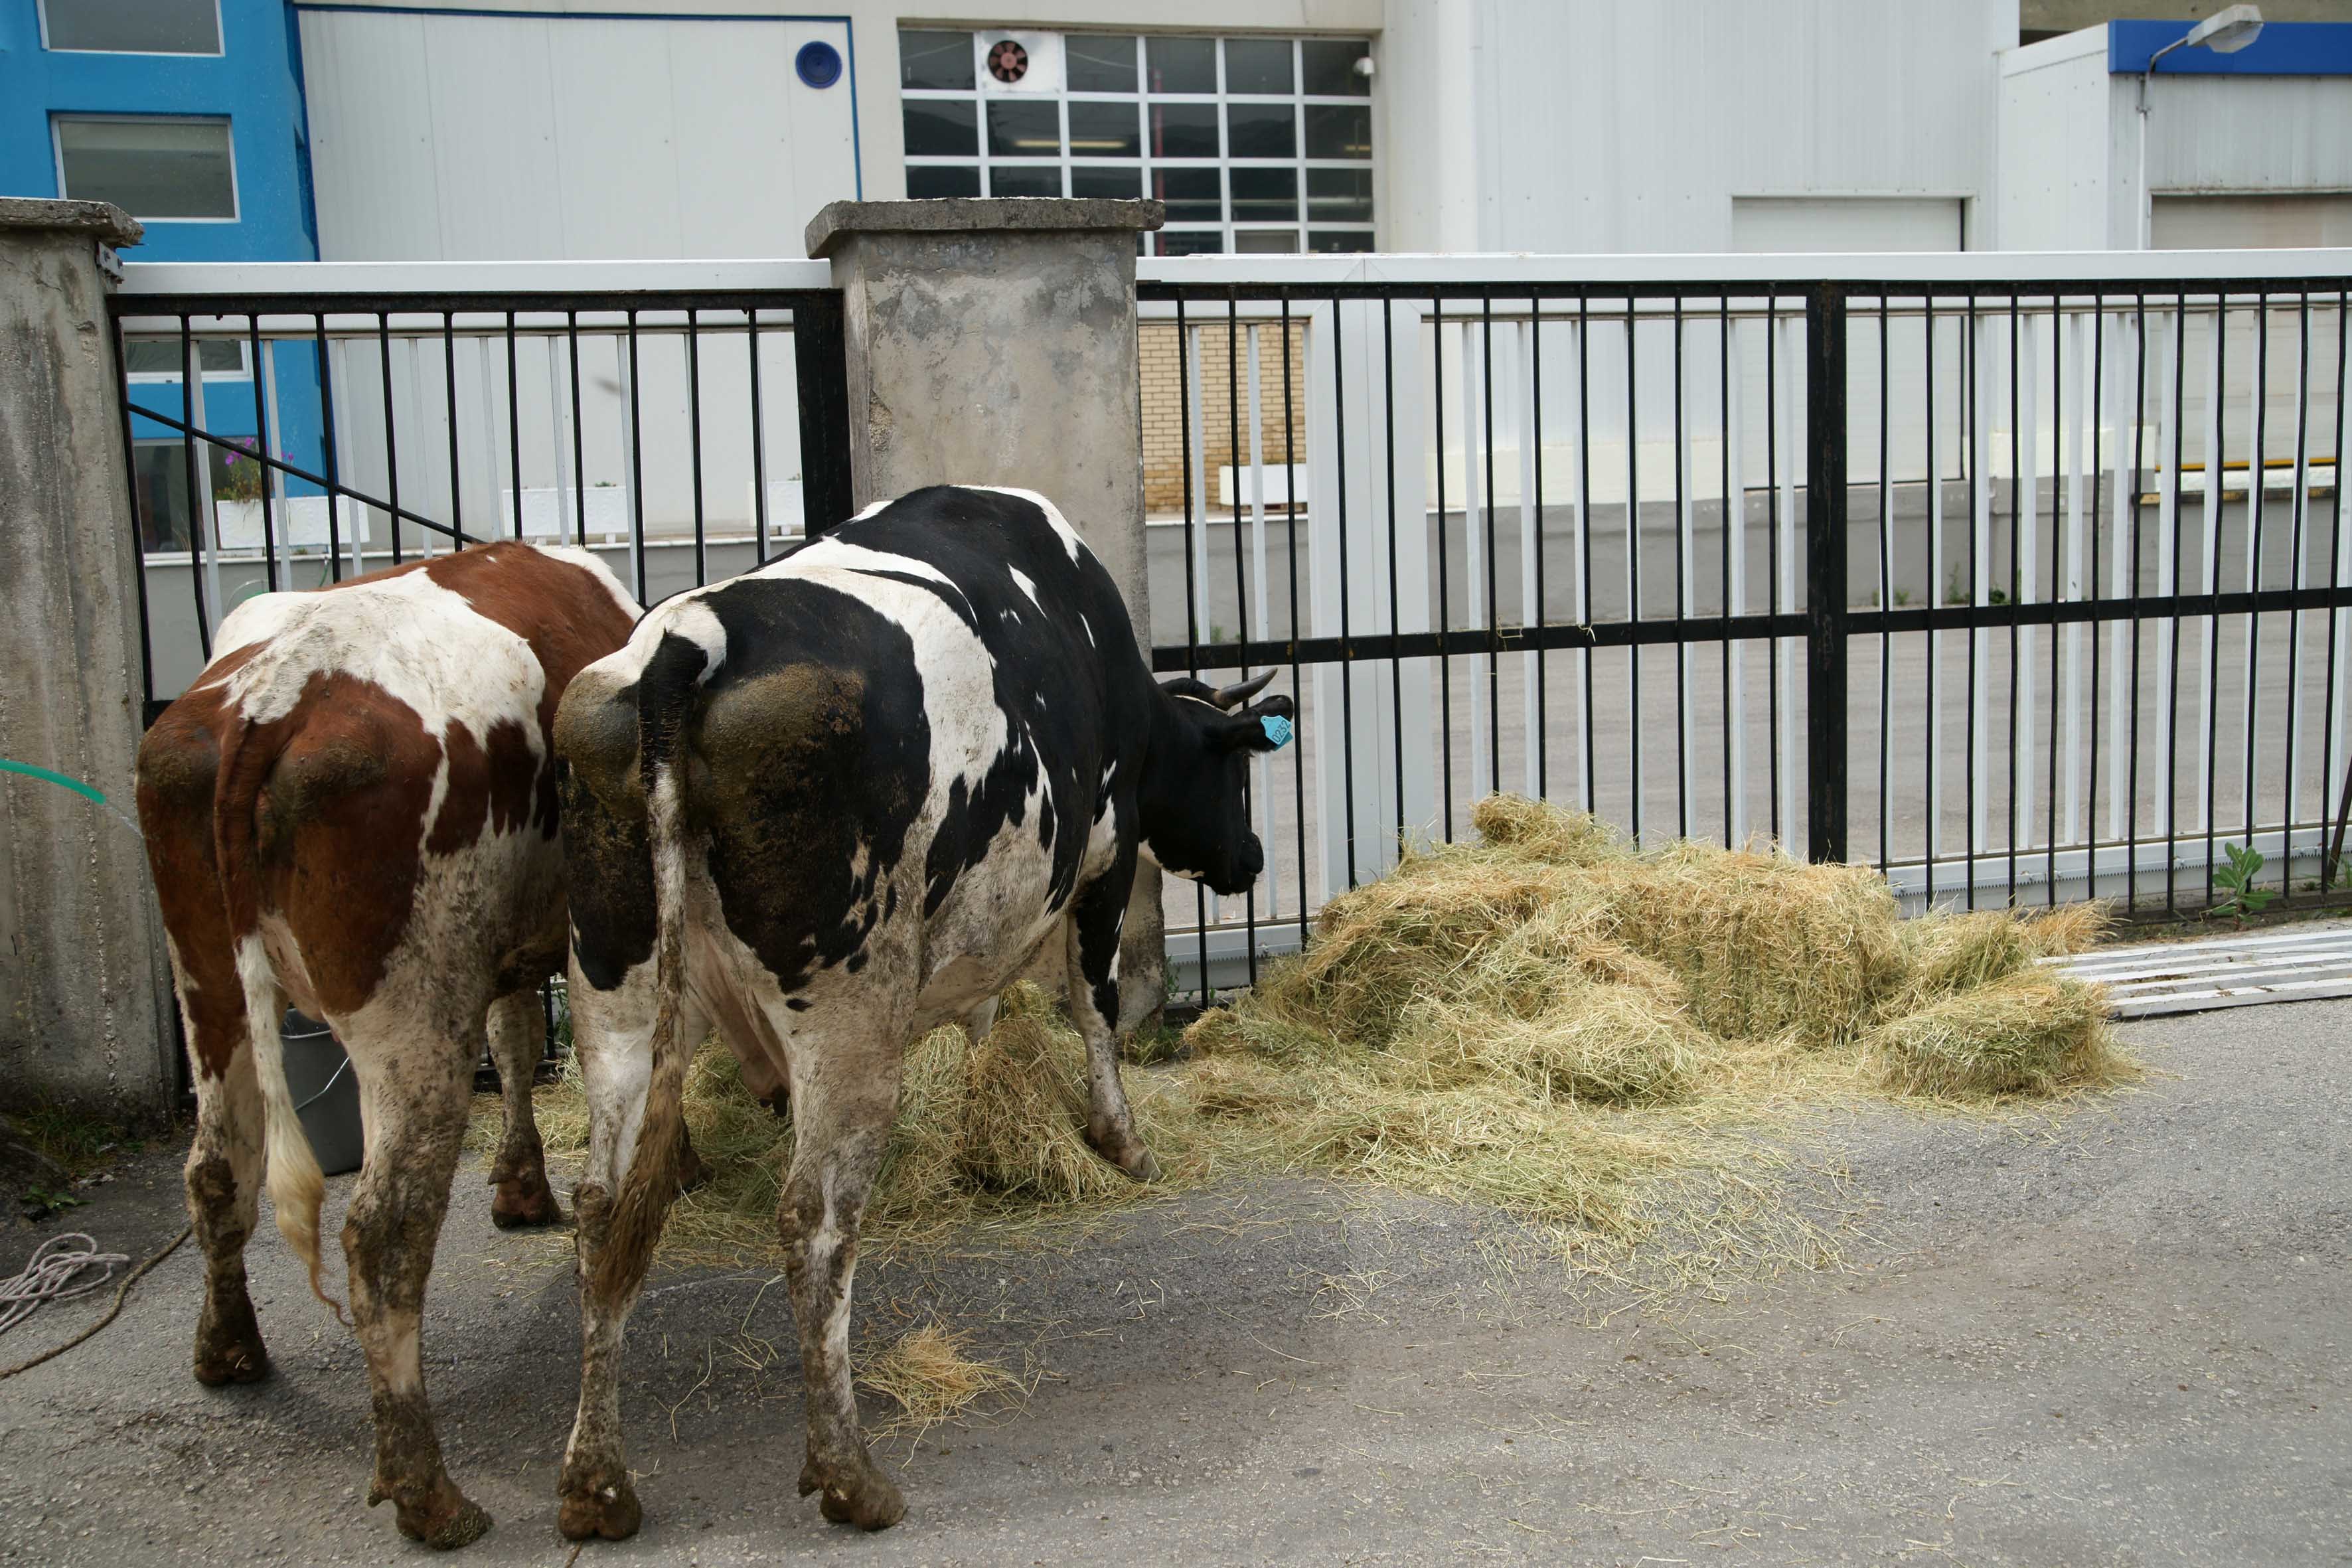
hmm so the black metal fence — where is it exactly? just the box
[109,279,852,1087]
[108,284,852,722]
[1139,270,2352,999]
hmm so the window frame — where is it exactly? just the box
[121,335,253,384]
[51,112,241,224]
[37,0,224,58]
[900,31,1377,257]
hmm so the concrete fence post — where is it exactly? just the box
[0,198,178,1125]
[805,196,1173,1028]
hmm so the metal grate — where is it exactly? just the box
[2049,920,2352,1017]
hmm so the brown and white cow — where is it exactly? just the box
[135,541,639,1549]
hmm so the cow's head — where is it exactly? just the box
[1138,668,1296,896]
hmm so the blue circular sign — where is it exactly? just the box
[796,40,842,89]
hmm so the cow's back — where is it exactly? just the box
[138,542,639,1029]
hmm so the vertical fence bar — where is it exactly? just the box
[247,320,279,593]
[1775,305,1802,847]
[1241,319,1279,931]
[623,311,645,601]
[440,315,463,554]
[543,330,567,552]
[114,315,157,712]
[1805,284,1849,864]
[687,311,708,583]
[2327,293,2352,889]
[506,314,524,540]
[749,313,771,564]
[1722,296,1743,845]
[1966,297,1990,903]
[2242,294,2270,863]
[378,317,404,567]
[2013,301,2038,897]
[2047,297,2065,904]
[566,311,587,548]
[1626,295,1644,842]
[1877,295,1893,878]
[1462,314,1488,804]
[1281,291,1310,941]
[262,335,293,584]
[1673,298,1693,836]
[2197,296,2227,872]
[1480,294,1501,807]
[180,322,219,648]
[1432,295,1454,840]
[2160,300,2189,910]
[1925,298,1943,896]
[1520,313,1545,799]
[1225,295,1257,978]
[318,315,349,582]
[1576,293,1597,815]
[2063,311,2089,855]
[793,295,854,538]
[2284,291,2312,892]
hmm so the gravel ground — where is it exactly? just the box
[1,1002,2347,1567]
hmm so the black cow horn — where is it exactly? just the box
[1210,668,1278,710]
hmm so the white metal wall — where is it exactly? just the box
[1461,0,2008,254]
[297,8,858,261]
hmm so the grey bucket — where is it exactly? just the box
[281,1012,364,1177]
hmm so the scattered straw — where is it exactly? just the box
[857,1320,1025,1441]
[479,795,2139,1305]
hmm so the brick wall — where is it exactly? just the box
[1139,321,1310,517]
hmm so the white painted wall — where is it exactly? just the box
[1996,27,2114,250]
[2000,26,2352,252]
[1463,0,2011,254]
[299,7,856,260]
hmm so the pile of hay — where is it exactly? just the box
[488,795,2132,1295]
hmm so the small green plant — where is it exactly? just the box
[2211,840,2276,923]
[1894,588,1914,607]
[214,437,267,504]
[19,1185,84,1221]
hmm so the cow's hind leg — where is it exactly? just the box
[343,1021,490,1549]
[783,1042,905,1530]
[1068,861,1160,1181]
[184,986,271,1385]
[557,980,706,1541]
[485,990,560,1228]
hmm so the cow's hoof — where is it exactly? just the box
[674,1137,709,1193]
[1086,1126,1162,1183]
[192,1299,270,1385]
[372,1478,493,1550]
[490,1171,563,1229]
[800,1455,905,1531]
[556,1475,643,1542]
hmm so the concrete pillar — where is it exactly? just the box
[0,198,178,1125]
[805,196,1172,1028]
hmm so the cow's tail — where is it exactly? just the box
[212,711,346,1323]
[591,636,706,1301]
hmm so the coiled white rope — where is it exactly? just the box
[0,1226,189,1378]
[0,1233,130,1335]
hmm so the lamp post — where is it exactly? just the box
[2138,5,2265,249]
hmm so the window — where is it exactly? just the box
[54,117,237,220]
[130,441,242,554]
[122,337,250,380]
[899,30,1375,256]
[40,0,219,54]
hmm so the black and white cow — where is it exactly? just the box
[550,485,1293,1540]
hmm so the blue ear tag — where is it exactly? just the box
[1259,713,1294,749]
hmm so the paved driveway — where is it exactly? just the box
[1,1002,2345,1565]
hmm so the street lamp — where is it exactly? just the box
[2138,5,2265,248]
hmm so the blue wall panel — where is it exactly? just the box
[0,0,316,262]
